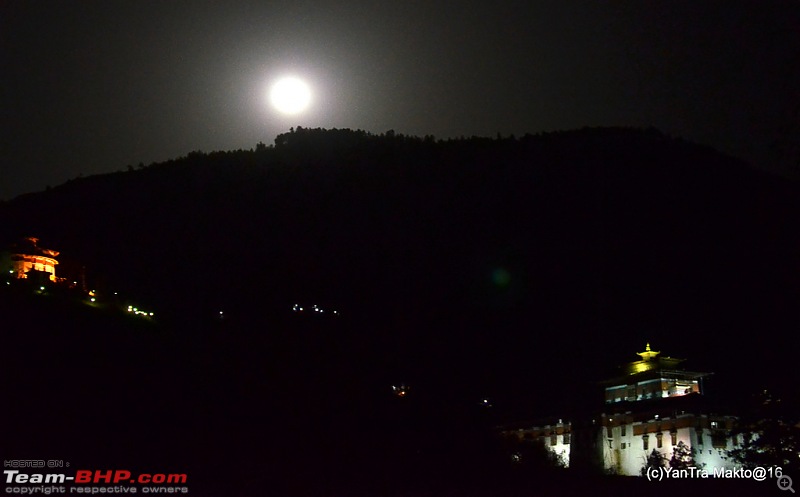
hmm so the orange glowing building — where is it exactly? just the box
[9,237,60,282]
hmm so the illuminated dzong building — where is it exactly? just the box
[504,343,744,476]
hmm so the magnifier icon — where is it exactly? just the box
[778,475,795,493]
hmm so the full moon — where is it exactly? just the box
[269,77,312,115]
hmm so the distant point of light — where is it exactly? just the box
[269,77,312,115]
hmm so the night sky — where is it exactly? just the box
[2,0,799,201]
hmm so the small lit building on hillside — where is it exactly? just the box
[8,237,60,282]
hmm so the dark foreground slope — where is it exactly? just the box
[1,289,782,497]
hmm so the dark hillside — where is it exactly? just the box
[2,127,798,416]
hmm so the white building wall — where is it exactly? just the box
[694,428,741,473]
[605,426,696,476]
[548,433,571,468]
[598,416,743,476]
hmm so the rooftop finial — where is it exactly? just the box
[637,342,660,361]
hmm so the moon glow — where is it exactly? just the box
[269,77,312,115]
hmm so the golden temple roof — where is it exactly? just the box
[636,342,660,361]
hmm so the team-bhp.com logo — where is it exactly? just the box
[77,471,186,485]
[5,470,187,485]
[5,469,189,494]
